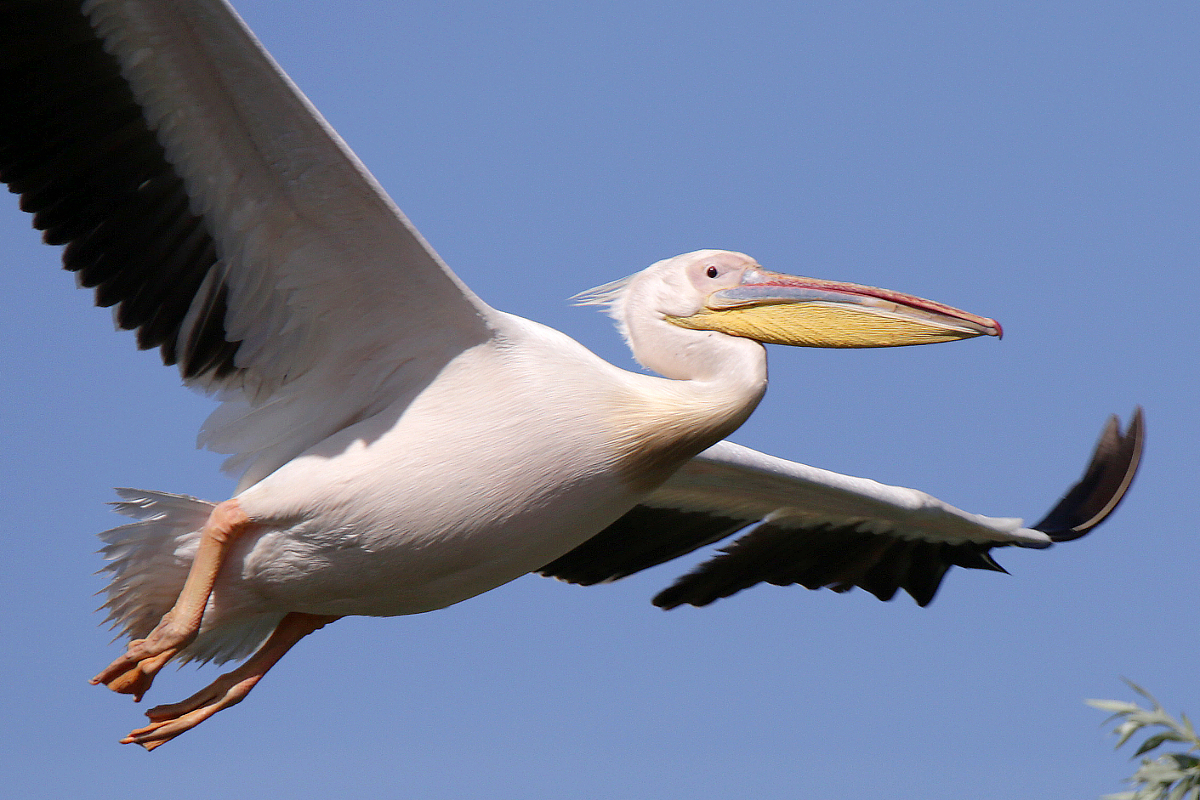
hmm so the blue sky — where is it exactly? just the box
[1,1,1195,797]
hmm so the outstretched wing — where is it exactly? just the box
[1,0,502,485]
[539,409,1144,607]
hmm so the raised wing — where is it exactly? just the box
[1,0,500,485]
[539,409,1143,607]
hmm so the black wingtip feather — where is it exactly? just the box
[649,522,1001,610]
[1,0,241,383]
[1032,407,1145,541]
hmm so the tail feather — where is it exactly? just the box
[99,489,212,641]
[98,489,279,665]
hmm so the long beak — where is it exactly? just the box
[668,268,1002,348]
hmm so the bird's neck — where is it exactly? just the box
[609,335,769,492]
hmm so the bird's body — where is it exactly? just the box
[206,315,753,626]
[1,0,1142,749]
[111,279,771,660]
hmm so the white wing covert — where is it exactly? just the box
[3,0,502,486]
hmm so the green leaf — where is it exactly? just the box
[1168,781,1193,800]
[1091,699,1149,715]
[1094,681,1199,800]
[1161,754,1200,770]
[1123,679,1165,711]
[1179,712,1198,742]
[1117,720,1146,749]
[1137,732,1192,757]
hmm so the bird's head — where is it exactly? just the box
[579,250,1000,379]
[656,250,1001,347]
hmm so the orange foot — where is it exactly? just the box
[121,670,260,751]
[90,617,194,700]
[118,612,338,751]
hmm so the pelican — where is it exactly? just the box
[2,0,1143,750]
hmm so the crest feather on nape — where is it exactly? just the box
[571,274,635,310]
[572,273,637,345]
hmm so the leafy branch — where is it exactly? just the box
[1088,680,1200,800]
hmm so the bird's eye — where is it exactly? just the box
[706,266,719,278]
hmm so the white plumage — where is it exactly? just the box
[0,0,1142,750]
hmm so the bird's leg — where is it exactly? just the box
[91,498,252,700]
[120,612,340,751]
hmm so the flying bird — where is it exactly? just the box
[0,0,1143,750]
